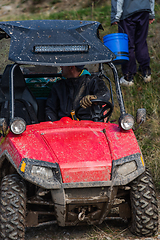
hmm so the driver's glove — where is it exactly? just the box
[80,95,97,109]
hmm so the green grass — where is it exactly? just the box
[1,1,160,189]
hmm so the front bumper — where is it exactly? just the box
[17,152,145,227]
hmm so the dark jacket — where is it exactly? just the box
[111,0,155,24]
[45,74,110,121]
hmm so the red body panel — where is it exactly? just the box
[0,117,141,183]
[104,123,140,160]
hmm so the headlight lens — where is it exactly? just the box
[119,114,134,130]
[31,166,53,180]
[10,117,26,134]
[116,161,137,176]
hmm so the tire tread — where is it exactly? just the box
[0,174,26,240]
[130,168,158,237]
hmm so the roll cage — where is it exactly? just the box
[0,20,127,130]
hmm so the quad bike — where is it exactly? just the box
[0,20,158,239]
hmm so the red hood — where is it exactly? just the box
[40,120,112,183]
[2,118,140,183]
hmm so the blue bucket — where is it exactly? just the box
[103,33,129,64]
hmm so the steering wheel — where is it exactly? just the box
[75,99,113,122]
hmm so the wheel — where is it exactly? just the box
[129,168,158,237]
[0,174,26,240]
[75,98,113,122]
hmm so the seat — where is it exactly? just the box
[0,65,38,124]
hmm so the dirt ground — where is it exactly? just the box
[25,195,160,240]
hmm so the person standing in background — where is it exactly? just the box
[111,0,155,86]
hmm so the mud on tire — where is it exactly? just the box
[130,168,158,237]
[0,174,26,240]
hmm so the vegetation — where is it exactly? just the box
[1,1,160,190]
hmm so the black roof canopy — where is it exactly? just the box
[0,20,115,66]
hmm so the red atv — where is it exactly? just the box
[0,20,158,239]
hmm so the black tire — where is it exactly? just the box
[0,174,26,240]
[130,168,158,237]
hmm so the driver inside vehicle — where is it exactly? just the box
[45,65,110,121]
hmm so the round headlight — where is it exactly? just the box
[119,114,134,130]
[10,117,26,134]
